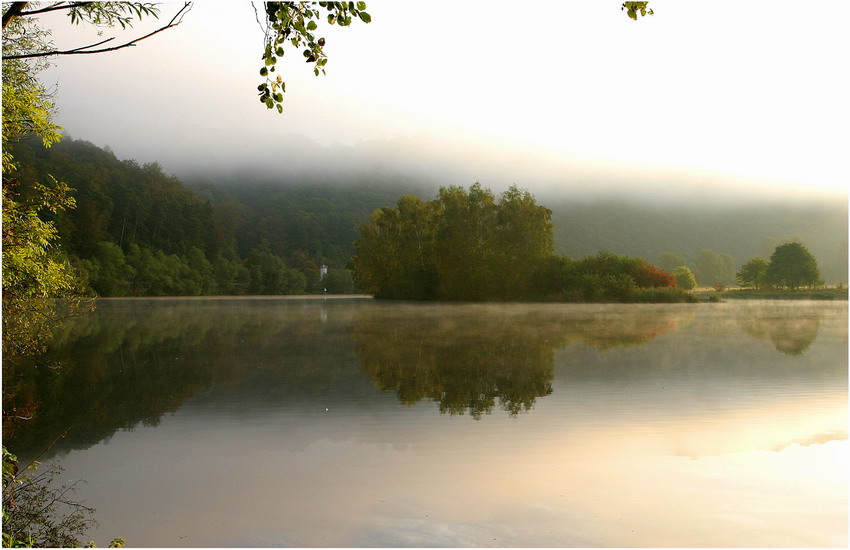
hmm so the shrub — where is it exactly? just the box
[672,266,697,290]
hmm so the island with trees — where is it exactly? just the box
[353,184,840,303]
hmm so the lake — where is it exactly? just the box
[4,297,847,547]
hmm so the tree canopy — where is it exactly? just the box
[764,242,822,290]
[353,185,687,303]
[353,183,554,301]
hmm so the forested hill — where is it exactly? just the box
[7,137,424,295]
[185,171,429,267]
[8,137,848,297]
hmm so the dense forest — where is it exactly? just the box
[7,138,417,296]
[7,136,847,298]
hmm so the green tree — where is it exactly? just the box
[434,183,498,301]
[353,206,404,297]
[765,242,822,290]
[492,186,554,299]
[245,248,306,295]
[736,256,769,289]
[211,254,250,295]
[90,241,134,296]
[672,265,697,290]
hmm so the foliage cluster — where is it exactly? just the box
[2,447,123,548]
[354,185,683,302]
[258,1,371,112]
[736,242,823,290]
[533,252,686,303]
[354,183,554,300]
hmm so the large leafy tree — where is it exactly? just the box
[354,184,554,301]
[764,242,822,290]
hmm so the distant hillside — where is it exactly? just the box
[549,199,847,285]
[185,171,429,268]
[9,137,847,295]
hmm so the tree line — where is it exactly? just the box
[552,200,846,286]
[9,137,832,303]
[6,138,361,297]
[353,184,693,302]
[354,184,830,302]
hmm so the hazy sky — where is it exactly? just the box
[39,0,848,201]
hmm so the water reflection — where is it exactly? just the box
[1,298,846,547]
[737,302,823,355]
[3,298,368,459]
[352,304,695,418]
[2,299,844,462]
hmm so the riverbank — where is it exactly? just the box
[695,287,848,301]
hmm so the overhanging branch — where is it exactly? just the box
[3,2,192,59]
[2,2,30,30]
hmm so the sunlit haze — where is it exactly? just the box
[40,0,848,202]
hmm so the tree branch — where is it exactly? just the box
[3,2,192,59]
[17,2,89,18]
[2,2,29,30]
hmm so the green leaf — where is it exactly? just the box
[260,67,268,76]
[358,12,371,23]
[307,20,318,30]
[357,1,366,10]
[276,104,284,114]
[276,46,285,56]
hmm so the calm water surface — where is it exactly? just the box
[5,298,847,547]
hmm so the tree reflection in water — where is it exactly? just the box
[352,304,694,418]
[737,303,823,355]
[9,299,827,460]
